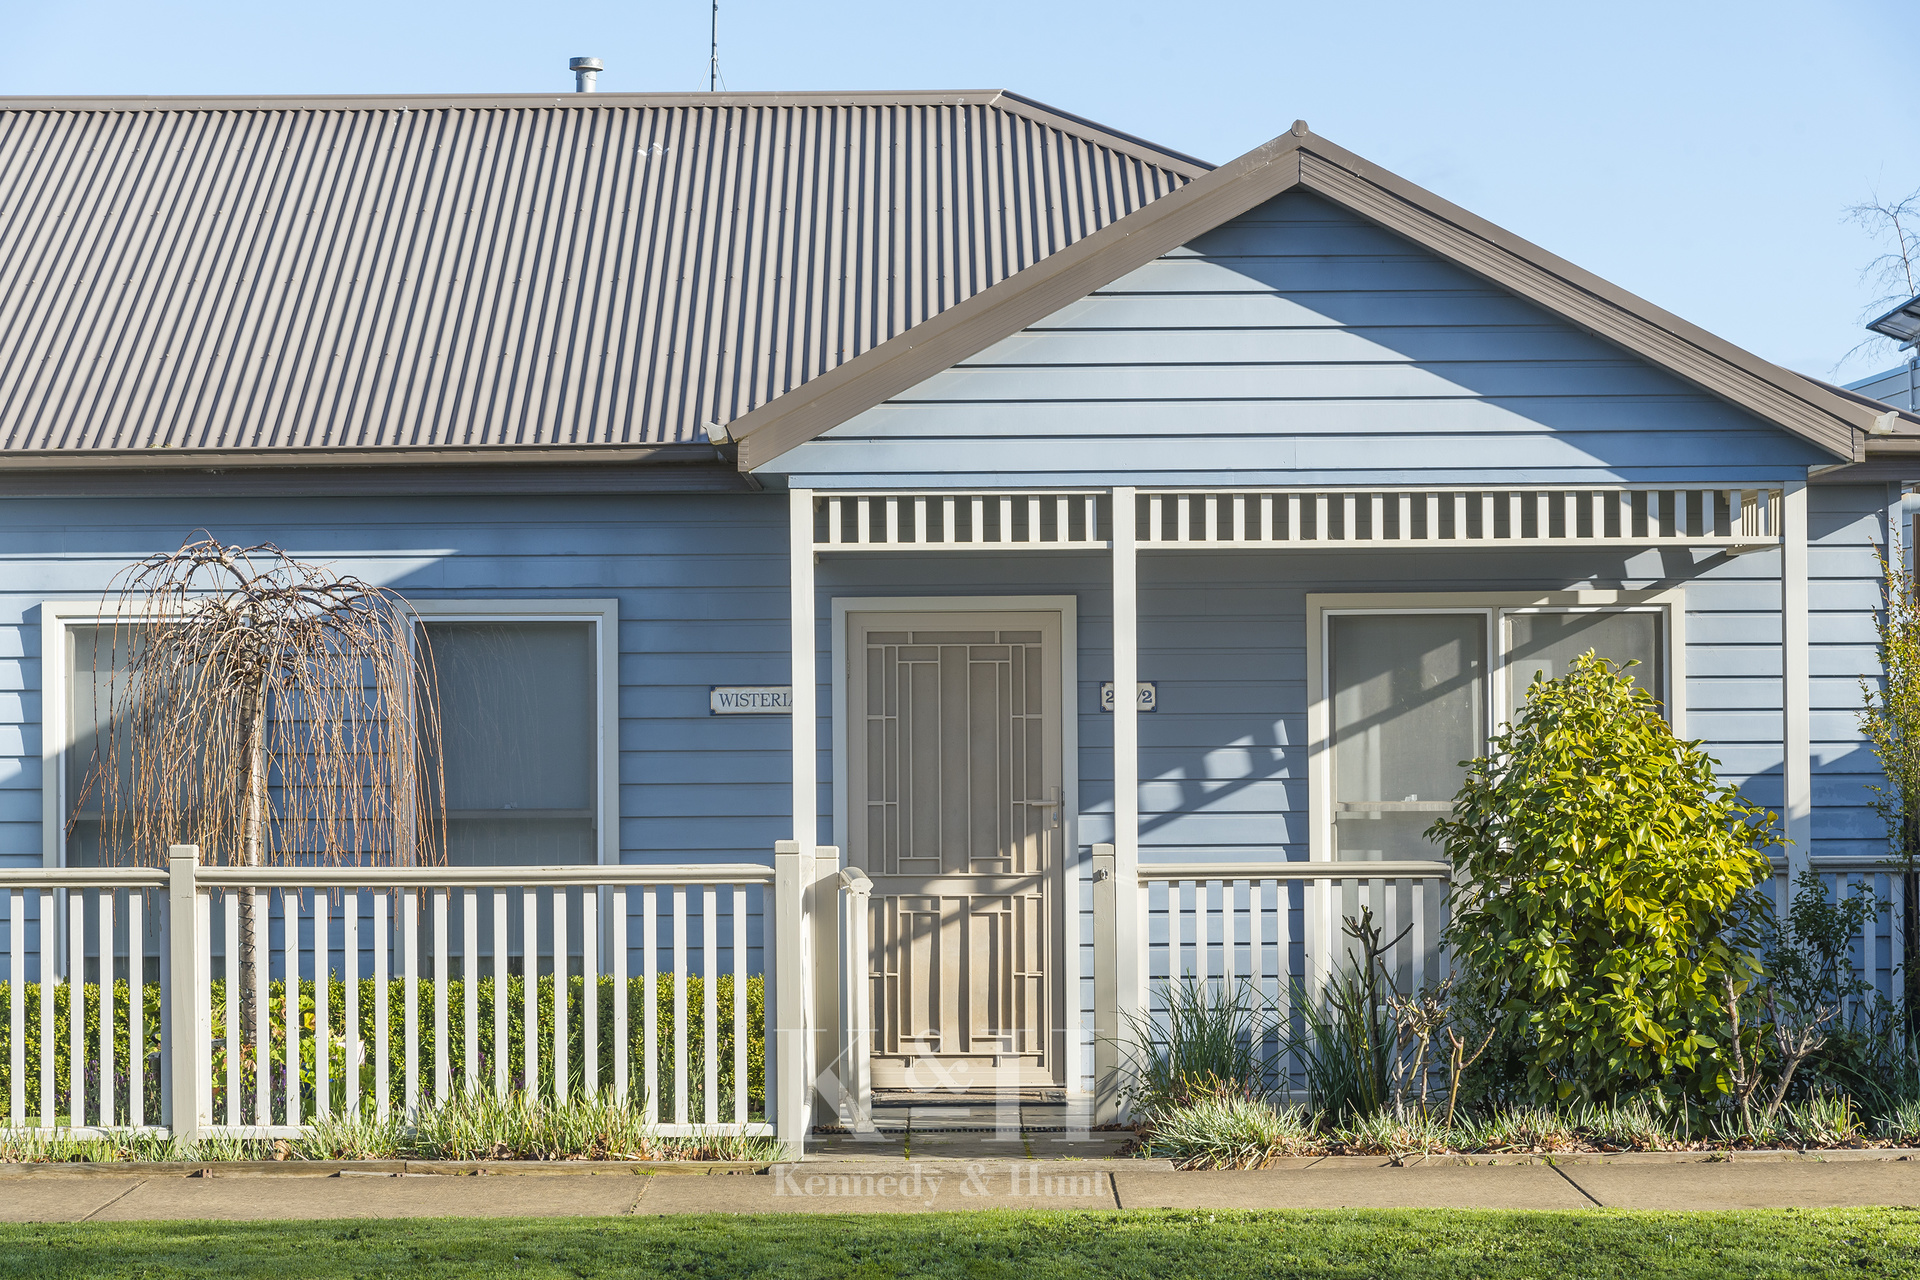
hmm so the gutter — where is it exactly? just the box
[0,443,720,472]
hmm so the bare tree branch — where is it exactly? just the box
[76,534,446,870]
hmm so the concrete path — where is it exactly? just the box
[2,1156,1918,1221]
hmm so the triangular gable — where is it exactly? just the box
[732,122,1870,470]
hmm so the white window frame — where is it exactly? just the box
[1305,589,1685,864]
[409,600,621,869]
[40,597,620,870]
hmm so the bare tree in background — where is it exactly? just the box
[1840,188,1920,374]
[73,535,444,1036]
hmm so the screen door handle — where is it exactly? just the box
[1021,788,1062,827]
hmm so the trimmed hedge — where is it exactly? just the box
[0,975,763,1124]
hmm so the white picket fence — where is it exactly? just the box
[0,844,833,1145]
[1764,858,1910,1014]
[5,845,1911,1144]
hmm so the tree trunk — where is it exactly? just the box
[1905,814,1918,1045]
[236,671,269,1064]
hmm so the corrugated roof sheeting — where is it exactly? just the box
[0,96,1195,451]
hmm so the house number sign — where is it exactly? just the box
[709,686,793,714]
[1099,681,1158,712]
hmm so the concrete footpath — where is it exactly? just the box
[1,1154,1917,1222]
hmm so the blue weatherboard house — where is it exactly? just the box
[1,88,1914,1118]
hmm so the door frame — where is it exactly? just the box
[829,594,1081,1089]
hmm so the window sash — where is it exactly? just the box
[1320,601,1676,863]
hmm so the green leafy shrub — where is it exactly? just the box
[1431,652,1778,1105]
[0,974,763,1124]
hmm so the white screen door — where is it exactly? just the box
[847,611,1065,1089]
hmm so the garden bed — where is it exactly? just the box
[1125,1095,1920,1170]
[0,1158,771,1175]
[0,1091,784,1166]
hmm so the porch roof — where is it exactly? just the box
[731,124,1888,472]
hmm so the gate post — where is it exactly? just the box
[837,867,874,1133]
[166,845,204,1143]
[771,840,809,1155]
[1090,844,1121,1124]
[808,846,841,1129]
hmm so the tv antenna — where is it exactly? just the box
[709,0,720,92]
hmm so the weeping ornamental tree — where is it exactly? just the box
[73,536,443,1028]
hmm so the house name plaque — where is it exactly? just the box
[709,686,793,715]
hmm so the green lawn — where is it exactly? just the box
[3,1208,1918,1279]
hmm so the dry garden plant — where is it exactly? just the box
[80,534,444,871]
[74,535,444,1034]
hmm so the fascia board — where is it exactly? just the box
[0,443,717,470]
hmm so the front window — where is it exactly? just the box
[58,612,606,869]
[1503,609,1661,718]
[65,623,131,867]
[424,619,599,867]
[1326,604,1667,862]
[1329,612,1486,862]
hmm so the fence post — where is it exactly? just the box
[808,845,841,1129]
[1090,844,1121,1124]
[837,867,873,1133]
[772,840,808,1156]
[166,845,203,1144]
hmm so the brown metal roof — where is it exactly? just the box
[0,91,1204,456]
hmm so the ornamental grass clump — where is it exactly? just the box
[1431,652,1778,1106]
[1138,1087,1320,1169]
[297,1092,784,1163]
[1121,976,1278,1116]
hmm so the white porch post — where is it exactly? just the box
[1782,478,1811,883]
[790,487,817,859]
[1108,488,1142,1120]
[783,488,817,1151]
[772,841,808,1153]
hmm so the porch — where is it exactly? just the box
[784,480,1894,1129]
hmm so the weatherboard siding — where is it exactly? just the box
[0,483,1894,871]
[0,490,796,875]
[766,190,1833,487]
[1847,365,1918,413]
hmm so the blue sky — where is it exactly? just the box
[6,0,1916,385]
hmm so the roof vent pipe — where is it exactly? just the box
[569,57,603,93]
